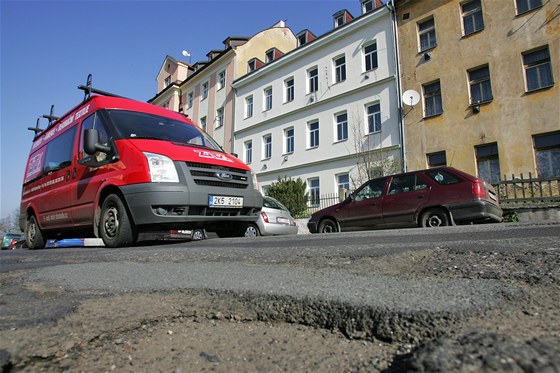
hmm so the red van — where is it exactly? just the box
[19,76,262,249]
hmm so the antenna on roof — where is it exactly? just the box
[27,117,44,138]
[78,73,126,102]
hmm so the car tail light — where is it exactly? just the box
[261,211,269,223]
[472,180,487,198]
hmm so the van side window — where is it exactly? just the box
[354,178,386,201]
[80,112,109,161]
[388,174,428,195]
[425,170,461,185]
[42,127,77,175]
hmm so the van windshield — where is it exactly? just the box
[106,110,223,151]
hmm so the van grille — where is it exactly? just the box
[186,162,249,189]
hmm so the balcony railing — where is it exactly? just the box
[492,173,560,205]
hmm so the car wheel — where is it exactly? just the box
[318,218,339,233]
[420,208,449,228]
[191,229,206,241]
[26,215,45,250]
[243,224,260,237]
[100,194,137,248]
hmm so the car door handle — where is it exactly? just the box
[417,195,424,199]
[66,170,71,181]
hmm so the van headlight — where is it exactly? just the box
[143,152,179,182]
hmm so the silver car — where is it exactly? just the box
[243,196,298,237]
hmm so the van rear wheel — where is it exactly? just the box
[100,194,137,248]
[26,215,45,250]
[420,208,449,228]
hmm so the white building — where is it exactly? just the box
[232,2,401,202]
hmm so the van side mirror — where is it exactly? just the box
[84,129,111,155]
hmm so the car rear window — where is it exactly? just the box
[425,170,461,185]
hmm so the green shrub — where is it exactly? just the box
[266,176,309,217]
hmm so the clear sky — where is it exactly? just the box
[0,0,368,219]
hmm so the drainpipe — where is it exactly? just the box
[387,0,406,173]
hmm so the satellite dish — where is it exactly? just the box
[182,50,191,57]
[402,90,420,106]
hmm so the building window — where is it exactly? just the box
[263,134,272,159]
[423,81,443,117]
[462,0,484,36]
[164,76,171,87]
[364,42,378,72]
[200,116,207,132]
[335,112,348,142]
[334,55,346,83]
[334,14,345,27]
[216,107,224,128]
[245,95,253,118]
[201,81,209,100]
[427,151,447,167]
[245,140,253,164]
[516,0,542,15]
[285,77,294,103]
[337,174,350,192]
[308,67,318,93]
[308,178,320,206]
[366,103,381,133]
[476,143,501,184]
[217,70,226,90]
[187,92,194,109]
[284,128,294,154]
[248,59,256,72]
[265,49,275,63]
[308,120,319,148]
[469,65,493,104]
[362,0,374,13]
[418,18,436,52]
[264,87,273,111]
[523,47,554,92]
[534,132,560,178]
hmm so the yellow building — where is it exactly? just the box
[396,0,559,182]
[150,22,296,153]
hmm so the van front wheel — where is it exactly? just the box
[100,194,137,248]
[26,215,45,250]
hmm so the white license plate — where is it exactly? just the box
[276,217,290,224]
[209,195,243,208]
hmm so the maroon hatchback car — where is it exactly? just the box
[307,167,503,234]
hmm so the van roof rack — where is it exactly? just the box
[27,117,44,138]
[78,73,126,102]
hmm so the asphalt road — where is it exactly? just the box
[1,222,559,372]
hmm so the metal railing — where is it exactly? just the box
[492,173,560,204]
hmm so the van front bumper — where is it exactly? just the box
[120,183,262,228]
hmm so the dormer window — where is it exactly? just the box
[247,58,264,73]
[265,49,274,63]
[164,76,171,87]
[333,10,353,28]
[362,0,382,14]
[296,30,317,47]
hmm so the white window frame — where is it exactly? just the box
[187,91,194,109]
[216,107,224,128]
[366,102,382,133]
[308,120,320,149]
[263,134,272,160]
[264,87,273,111]
[245,140,253,164]
[285,77,295,103]
[335,111,348,142]
[217,70,226,91]
[201,81,209,100]
[308,178,320,207]
[418,17,436,52]
[245,95,253,119]
[334,55,346,83]
[308,67,319,94]
[200,116,207,132]
[284,127,295,154]
[363,42,378,72]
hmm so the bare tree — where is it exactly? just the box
[346,110,402,189]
